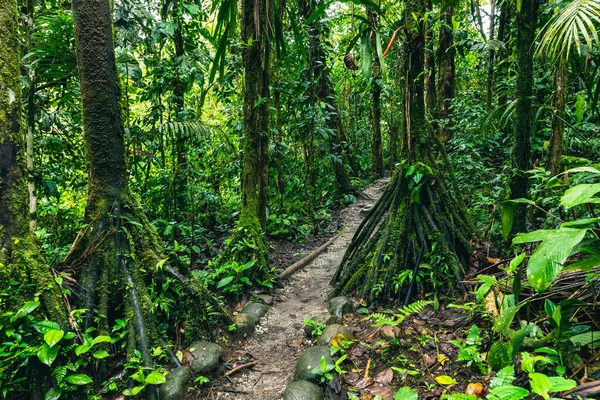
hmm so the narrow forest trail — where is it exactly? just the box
[215,178,389,399]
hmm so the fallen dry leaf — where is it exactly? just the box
[374,368,394,385]
[466,382,484,397]
[368,385,395,399]
[355,376,374,389]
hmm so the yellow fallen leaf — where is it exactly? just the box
[437,354,449,366]
[435,375,458,386]
[331,333,347,348]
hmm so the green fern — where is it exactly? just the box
[364,300,433,327]
[159,121,212,139]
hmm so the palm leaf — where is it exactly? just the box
[538,0,600,60]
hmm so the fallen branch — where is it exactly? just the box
[225,361,258,377]
[279,231,342,279]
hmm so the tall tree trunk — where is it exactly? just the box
[497,0,510,108]
[241,0,270,231]
[509,0,538,235]
[69,1,230,391]
[486,0,496,111]
[0,0,66,325]
[303,0,356,195]
[438,5,455,143]
[368,7,384,178]
[547,61,568,177]
[424,0,437,118]
[214,0,274,281]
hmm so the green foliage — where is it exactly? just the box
[363,300,433,327]
[304,319,327,337]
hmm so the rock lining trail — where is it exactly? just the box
[216,178,389,399]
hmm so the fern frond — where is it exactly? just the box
[159,121,212,139]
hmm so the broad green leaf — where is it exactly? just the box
[33,320,61,334]
[145,371,166,385]
[217,276,234,289]
[64,374,93,385]
[493,304,523,334]
[360,32,373,79]
[529,372,552,399]
[562,217,600,227]
[44,387,62,400]
[564,256,600,271]
[561,183,600,208]
[488,385,529,399]
[548,376,577,392]
[305,1,332,24]
[393,387,418,400]
[506,253,526,274]
[500,199,535,239]
[38,344,59,366]
[132,386,145,395]
[488,340,511,371]
[75,344,92,356]
[93,350,110,359]
[513,228,587,292]
[570,331,600,346]
[91,335,112,346]
[44,330,64,347]
[11,301,40,321]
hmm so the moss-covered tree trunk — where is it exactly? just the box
[424,0,437,119]
[388,52,404,167]
[214,0,274,283]
[67,2,230,394]
[438,4,455,144]
[331,0,473,303]
[509,0,538,235]
[0,0,66,324]
[486,0,496,112]
[547,61,567,177]
[302,0,356,196]
[368,7,384,178]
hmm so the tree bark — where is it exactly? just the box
[302,0,356,195]
[486,0,496,111]
[368,7,384,178]
[424,0,437,119]
[547,61,568,177]
[0,0,66,324]
[509,0,538,235]
[438,5,455,143]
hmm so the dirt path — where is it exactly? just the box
[217,178,389,399]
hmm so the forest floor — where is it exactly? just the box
[206,178,390,399]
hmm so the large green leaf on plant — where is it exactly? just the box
[38,344,59,366]
[488,340,512,371]
[360,31,373,79]
[571,331,600,346]
[394,387,418,400]
[513,228,587,292]
[44,387,62,400]
[145,371,166,385]
[500,198,536,240]
[64,374,93,385]
[488,385,529,400]
[44,330,64,347]
[561,184,600,208]
[493,304,523,334]
[10,301,40,322]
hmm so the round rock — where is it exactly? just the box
[327,296,353,319]
[294,346,334,382]
[256,294,274,305]
[241,302,268,323]
[185,341,223,374]
[234,312,256,338]
[283,380,324,400]
[318,324,355,346]
[159,367,192,400]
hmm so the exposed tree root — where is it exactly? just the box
[330,162,474,303]
[60,195,231,396]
